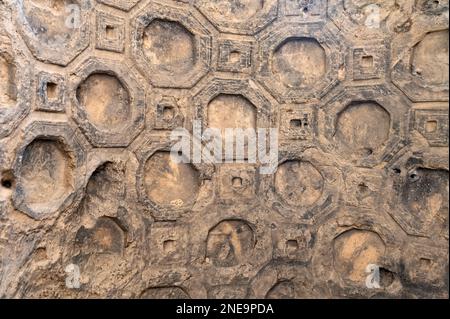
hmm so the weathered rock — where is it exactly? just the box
[0,0,448,299]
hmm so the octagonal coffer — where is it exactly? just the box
[274,160,324,208]
[143,151,200,210]
[411,30,449,86]
[143,19,196,76]
[131,1,213,88]
[319,86,409,168]
[257,23,344,103]
[333,229,386,285]
[334,101,391,159]
[18,138,74,216]
[272,37,327,89]
[76,73,131,132]
[71,58,145,147]
[16,0,91,66]
[392,28,449,102]
[386,155,449,237]
[12,122,88,220]
[0,33,32,138]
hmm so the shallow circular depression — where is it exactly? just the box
[76,73,131,132]
[143,19,196,75]
[143,151,200,208]
[274,160,324,207]
[273,37,326,88]
[18,138,73,214]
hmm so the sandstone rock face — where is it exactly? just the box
[0,0,448,299]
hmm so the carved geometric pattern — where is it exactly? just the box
[194,0,278,35]
[131,1,214,88]
[217,38,253,73]
[352,43,388,81]
[95,11,125,53]
[256,21,345,103]
[35,72,66,113]
[413,109,449,147]
[282,0,327,22]
[0,0,448,299]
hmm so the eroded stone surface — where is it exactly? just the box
[77,73,130,131]
[0,0,448,299]
[274,160,324,207]
[0,53,17,106]
[335,102,391,158]
[19,139,73,214]
[206,220,255,267]
[23,0,74,45]
[333,229,386,285]
[144,151,200,209]
[412,30,449,86]
[143,19,195,75]
[273,38,327,88]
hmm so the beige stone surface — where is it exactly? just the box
[0,0,448,298]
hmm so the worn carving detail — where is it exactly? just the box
[392,29,449,102]
[14,0,91,66]
[95,10,125,53]
[131,1,214,88]
[194,0,278,35]
[217,37,253,73]
[35,72,66,113]
[0,0,448,299]
[257,21,345,103]
[413,109,449,147]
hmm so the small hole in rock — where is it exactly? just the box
[1,171,14,189]
[46,82,58,100]
[425,120,438,133]
[409,172,419,181]
[420,257,432,267]
[105,25,117,40]
[379,267,395,287]
[358,182,369,193]
[229,51,241,63]
[1,179,12,189]
[286,239,299,250]
[290,119,302,128]
[163,240,176,254]
[393,168,401,174]
[162,106,175,121]
[361,55,374,69]
[232,177,243,188]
